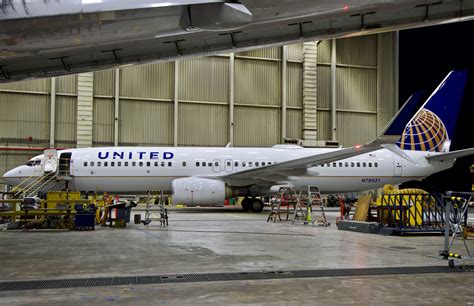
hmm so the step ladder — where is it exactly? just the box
[267,187,298,222]
[439,192,474,267]
[292,185,330,227]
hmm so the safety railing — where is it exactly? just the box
[378,193,462,234]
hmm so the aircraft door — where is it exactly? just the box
[59,152,72,176]
[224,159,233,172]
[393,155,403,177]
[43,149,58,173]
[212,159,221,173]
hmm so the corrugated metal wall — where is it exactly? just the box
[0,33,397,180]
[0,92,50,144]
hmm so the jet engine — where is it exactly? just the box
[172,177,232,205]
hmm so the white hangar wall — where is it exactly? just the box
[0,32,396,177]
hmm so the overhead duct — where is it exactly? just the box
[180,2,253,31]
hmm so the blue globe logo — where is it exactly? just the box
[397,109,448,152]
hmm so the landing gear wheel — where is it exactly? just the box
[448,259,455,268]
[251,199,264,213]
[241,198,252,211]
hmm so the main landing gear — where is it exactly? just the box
[241,197,264,213]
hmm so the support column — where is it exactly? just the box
[174,61,179,147]
[377,34,382,134]
[76,72,94,148]
[281,45,287,142]
[49,77,56,148]
[114,68,120,147]
[331,39,337,141]
[394,30,399,112]
[229,53,235,146]
[302,42,318,146]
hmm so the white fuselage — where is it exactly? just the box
[2,146,453,194]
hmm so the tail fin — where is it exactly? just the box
[397,70,468,152]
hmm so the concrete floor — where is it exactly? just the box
[1,207,473,305]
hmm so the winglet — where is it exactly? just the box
[370,91,424,146]
[380,91,424,138]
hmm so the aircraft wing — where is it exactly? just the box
[215,143,382,185]
[204,88,426,186]
[2,0,474,82]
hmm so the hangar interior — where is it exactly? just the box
[0,32,396,181]
[1,25,473,304]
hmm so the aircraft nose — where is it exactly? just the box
[2,167,20,185]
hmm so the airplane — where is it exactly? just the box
[3,70,474,212]
[1,0,474,82]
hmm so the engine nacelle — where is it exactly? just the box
[172,177,232,205]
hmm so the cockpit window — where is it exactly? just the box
[34,160,41,166]
[26,161,34,166]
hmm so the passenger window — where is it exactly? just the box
[83,162,87,167]
[249,162,253,167]
[345,162,348,167]
[255,162,259,167]
[111,162,115,167]
[215,161,219,166]
[261,162,265,166]
[242,162,246,167]
[90,161,94,167]
[375,162,379,167]
[118,162,121,166]
[97,162,101,167]
[104,162,108,167]
[368,163,372,167]
[357,162,360,167]
[132,162,136,167]
[234,161,238,167]
[321,164,324,167]
[227,161,231,166]
[351,162,354,167]
[196,162,199,167]
[125,162,129,167]
[182,161,186,167]
[147,162,150,167]
[363,162,366,167]
[139,162,143,167]
[333,162,336,167]
[168,162,172,167]
[339,162,342,167]
[327,163,330,167]
[161,162,165,167]
[208,162,212,167]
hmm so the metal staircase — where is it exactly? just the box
[10,172,58,199]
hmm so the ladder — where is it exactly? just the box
[267,187,298,222]
[439,192,474,267]
[292,185,330,227]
